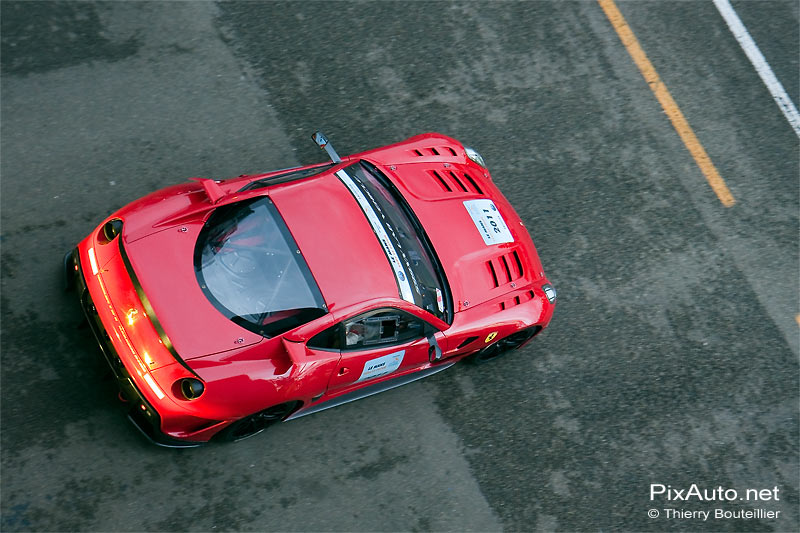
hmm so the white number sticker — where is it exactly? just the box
[464,199,514,245]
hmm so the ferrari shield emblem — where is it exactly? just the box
[484,332,498,343]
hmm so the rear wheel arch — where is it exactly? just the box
[214,400,301,442]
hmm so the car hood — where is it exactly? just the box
[373,161,546,312]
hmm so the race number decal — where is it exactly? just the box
[356,350,405,383]
[464,199,514,245]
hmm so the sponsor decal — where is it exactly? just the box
[357,350,405,383]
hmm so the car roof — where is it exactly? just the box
[268,169,400,313]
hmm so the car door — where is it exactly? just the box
[308,308,438,396]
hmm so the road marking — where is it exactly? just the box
[713,0,800,138]
[598,0,736,208]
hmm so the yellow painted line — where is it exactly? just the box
[598,0,736,207]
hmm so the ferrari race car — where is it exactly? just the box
[65,132,557,447]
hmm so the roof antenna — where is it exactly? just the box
[312,131,342,163]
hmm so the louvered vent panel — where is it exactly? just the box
[462,172,483,194]
[499,290,536,310]
[487,250,524,288]
[411,146,459,157]
[428,170,452,192]
[425,169,484,196]
[448,170,470,192]
[487,259,500,288]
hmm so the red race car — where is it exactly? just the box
[65,132,556,447]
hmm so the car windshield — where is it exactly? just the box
[336,161,452,322]
[194,197,327,337]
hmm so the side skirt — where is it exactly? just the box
[285,362,455,421]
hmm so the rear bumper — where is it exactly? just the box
[65,248,203,448]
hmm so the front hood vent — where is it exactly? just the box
[410,145,458,158]
[499,289,537,311]
[428,169,483,195]
[486,249,525,288]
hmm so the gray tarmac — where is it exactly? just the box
[1,1,797,531]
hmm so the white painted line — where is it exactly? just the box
[713,0,800,138]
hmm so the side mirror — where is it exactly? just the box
[312,131,342,163]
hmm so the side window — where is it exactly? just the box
[343,310,429,350]
[308,323,341,350]
[307,309,432,351]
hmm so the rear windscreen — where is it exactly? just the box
[194,197,327,337]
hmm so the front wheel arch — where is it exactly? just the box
[466,326,541,365]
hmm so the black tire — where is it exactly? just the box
[63,249,77,291]
[467,327,540,365]
[215,401,298,442]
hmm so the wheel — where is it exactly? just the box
[467,327,540,365]
[215,402,298,442]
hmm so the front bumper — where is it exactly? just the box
[65,249,203,448]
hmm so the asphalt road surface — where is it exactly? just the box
[1,1,797,531]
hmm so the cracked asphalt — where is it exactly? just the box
[1,1,797,531]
